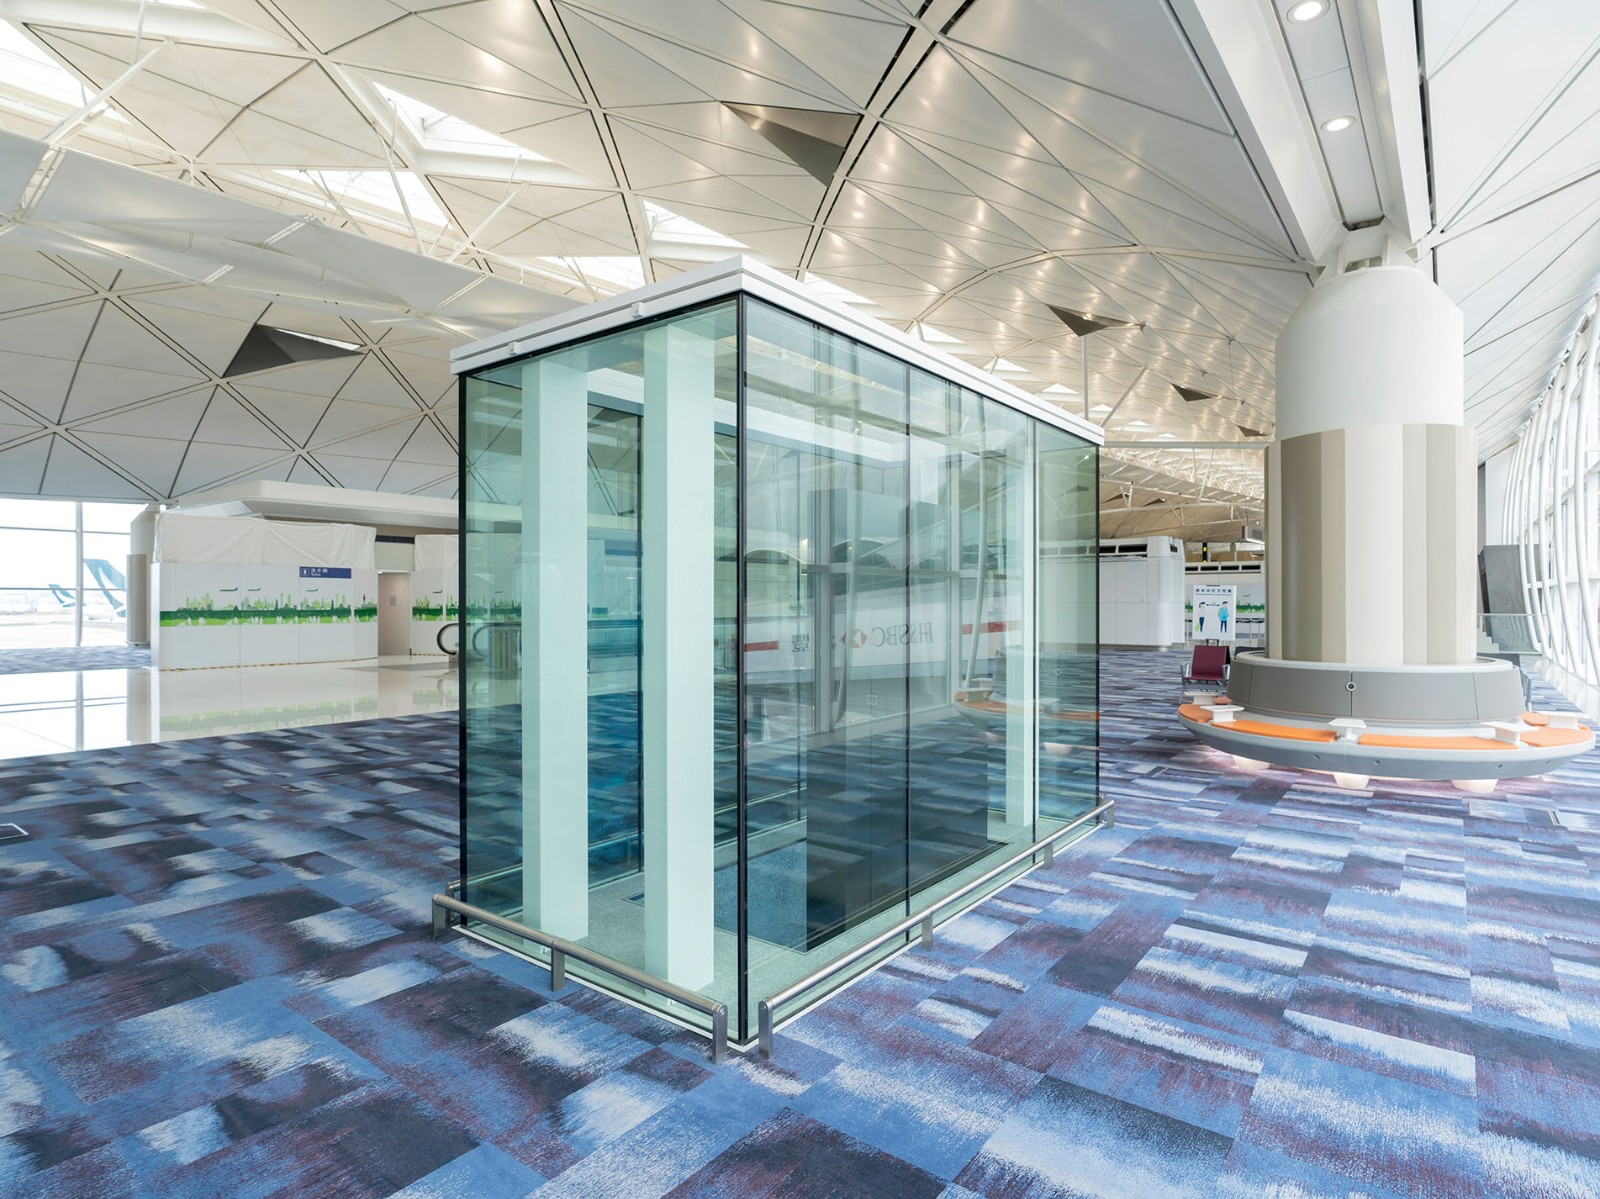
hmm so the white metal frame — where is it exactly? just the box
[451,256,1105,448]
[1504,297,1600,688]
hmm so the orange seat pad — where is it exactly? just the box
[1522,727,1592,748]
[1520,713,1589,732]
[1359,733,1501,751]
[1227,719,1337,743]
[1178,703,1214,723]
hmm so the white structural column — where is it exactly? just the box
[521,353,590,939]
[1005,434,1037,827]
[1269,250,1474,666]
[641,321,716,989]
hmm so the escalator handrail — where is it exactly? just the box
[437,622,460,656]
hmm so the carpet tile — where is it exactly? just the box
[0,646,150,675]
[3,651,1600,1196]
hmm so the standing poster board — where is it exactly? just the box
[1192,583,1237,643]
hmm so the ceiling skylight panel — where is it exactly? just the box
[277,169,450,229]
[800,272,890,316]
[370,81,548,161]
[643,201,745,252]
[0,21,103,109]
[535,255,647,294]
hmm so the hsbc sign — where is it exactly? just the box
[842,622,937,648]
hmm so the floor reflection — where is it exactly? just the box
[0,655,458,760]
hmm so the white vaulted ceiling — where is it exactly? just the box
[0,0,1589,518]
[1419,0,1600,455]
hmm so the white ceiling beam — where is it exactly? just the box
[0,0,291,50]
[1338,0,1431,244]
[1168,0,1344,263]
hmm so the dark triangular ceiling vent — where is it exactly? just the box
[725,103,859,184]
[1237,424,1270,438]
[1173,384,1217,403]
[224,325,361,377]
[1047,304,1132,337]
[1141,496,1168,508]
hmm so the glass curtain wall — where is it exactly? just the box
[1503,300,1600,689]
[0,499,140,649]
[461,288,1099,1043]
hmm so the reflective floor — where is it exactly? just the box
[0,655,458,760]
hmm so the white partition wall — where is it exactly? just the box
[238,564,299,666]
[353,568,379,658]
[154,559,242,668]
[153,514,377,669]
[1098,537,1185,646]
[410,534,459,655]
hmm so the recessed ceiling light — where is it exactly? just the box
[1322,115,1355,133]
[1287,0,1328,22]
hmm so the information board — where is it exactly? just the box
[1192,583,1237,643]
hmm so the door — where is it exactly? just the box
[378,572,411,656]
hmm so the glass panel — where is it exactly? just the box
[82,502,142,534]
[81,530,131,646]
[742,298,912,1020]
[0,499,74,529]
[461,362,524,914]
[910,383,1041,912]
[1037,425,1100,829]
[462,300,739,1031]
[906,374,1003,907]
[0,528,78,649]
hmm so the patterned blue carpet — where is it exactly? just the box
[3,650,1600,1197]
[0,645,151,675]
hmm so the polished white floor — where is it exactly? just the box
[0,655,458,761]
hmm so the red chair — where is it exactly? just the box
[1182,644,1230,696]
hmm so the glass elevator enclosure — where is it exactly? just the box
[456,260,1102,1045]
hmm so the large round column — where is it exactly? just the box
[1267,260,1475,666]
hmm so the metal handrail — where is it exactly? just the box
[756,798,1115,1058]
[430,893,728,1063]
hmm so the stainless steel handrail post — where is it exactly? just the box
[430,893,728,1064]
[756,799,1112,1058]
[710,1005,727,1065]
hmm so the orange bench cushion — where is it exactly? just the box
[1359,733,1500,751]
[1179,707,1335,741]
[1521,713,1589,731]
[1522,727,1592,749]
[1228,719,1337,743]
